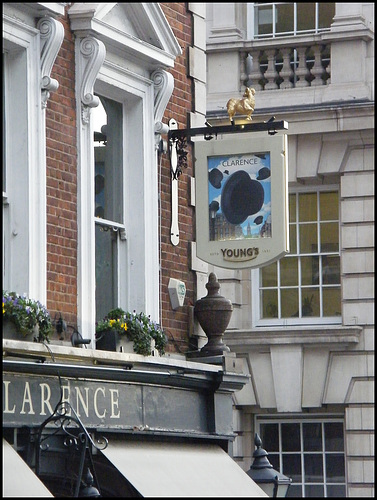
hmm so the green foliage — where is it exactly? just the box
[3,290,53,342]
[96,308,167,356]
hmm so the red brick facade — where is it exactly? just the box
[45,4,195,352]
[160,3,195,353]
[46,9,78,329]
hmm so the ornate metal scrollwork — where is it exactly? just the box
[36,400,107,496]
[171,136,188,180]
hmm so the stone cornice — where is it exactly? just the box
[68,3,181,69]
[224,325,362,348]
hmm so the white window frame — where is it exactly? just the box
[76,52,158,342]
[94,70,158,317]
[255,415,346,498]
[72,4,180,344]
[249,3,334,39]
[252,185,341,328]
[2,16,46,302]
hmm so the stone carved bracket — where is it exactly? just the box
[38,17,64,108]
[152,69,174,148]
[78,37,106,124]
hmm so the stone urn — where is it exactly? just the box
[194,272,233,356]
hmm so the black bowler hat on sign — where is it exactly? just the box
[257,167,270,180]
[221,170,264,225]
[208,168,223,189]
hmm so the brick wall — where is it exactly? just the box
[46,7,78,332]
[160,3,196,353]
[44,4,196,349]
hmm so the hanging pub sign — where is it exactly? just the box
[195,133,289,269]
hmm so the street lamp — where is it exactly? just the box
[247,433,292,497]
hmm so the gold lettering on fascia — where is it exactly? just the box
[3,381,16,414]
[20,382,35,415]
[221,247,259,261]
[3,380,121,419]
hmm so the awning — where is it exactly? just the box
[3,439,53,497]
[101,440,267,497]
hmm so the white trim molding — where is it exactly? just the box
[75,36,106,343]
[3,14,47,303]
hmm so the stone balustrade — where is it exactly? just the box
[243,42,330,92]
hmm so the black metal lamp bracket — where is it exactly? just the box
[36,401,108,496]
[167,117,288,181]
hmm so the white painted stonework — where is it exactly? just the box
[203,3,374,495]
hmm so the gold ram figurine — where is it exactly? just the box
[226,87,255,123]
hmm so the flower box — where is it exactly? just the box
[3,290,53,343]
[95,308,166,356]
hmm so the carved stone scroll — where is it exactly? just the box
[152,69,174,148]
[38,17,64,108]
[78,37,106,123]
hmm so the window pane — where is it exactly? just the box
[260,423,279,452]
[282,423,300,451]
[281,288,298,318]
[256,5,273,36]
[261,261,277,287]
[267,453,280,471]
[300,223,317,253]
[280,257,298,286]
[297,3,315,32]
[304,454,323,482]
[320,191,338,220]
[303,423,322,451]
[301,256,319,286]
[301,288,319,317]
[94,96,123,223]
[259,189,340,322]
[283,454,302,482]
[305,484,324,497]
[322,287,341,316]
[276,3,294,34]
[326,454,345,482]
[319,3,335,29]
[320,222,338,252]
[287,485,302,497]
[289,194,296,222]
[299,193,317,222]
[289,224,297,253]
[324,423,344,451]
[95,224,117,321]
[327,484,346,497]
[322,256,340,284]
[262,289,278,318]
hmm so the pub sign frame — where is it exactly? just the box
[195,133,289,269]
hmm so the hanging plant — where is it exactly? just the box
[3,290,53,342]
[96,308,167,356]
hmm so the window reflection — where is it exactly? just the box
[93,95,124,321]
[258,419,346,498]
[260,190,340,321]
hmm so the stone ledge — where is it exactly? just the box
[224,325,362,347]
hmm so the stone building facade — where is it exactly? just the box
[3,3,266,497]
[201,2,374,497]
